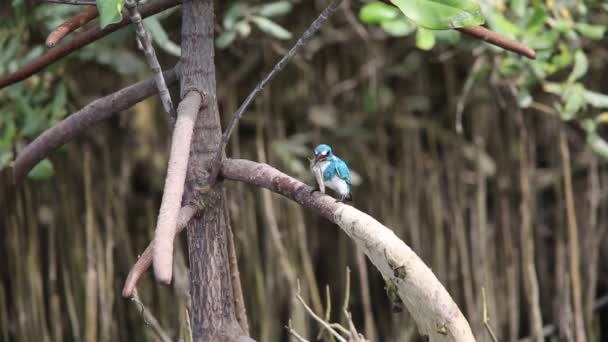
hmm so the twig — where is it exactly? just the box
[296,281,348,342]
[286,320,310,342]
[206,0,343,184]
[46,5,98,48]
[130,293,172,342]
[482,287,499,342]
[122,205,195,298]
[13,67,178,184]
[458,26,536,59]
[0,0,180,89]
[44,0,97,5]
[125,0,175,116]
[152,91,201,283]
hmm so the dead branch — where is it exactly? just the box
[206,0,343,184]
[12,67,178,183]
[44,0,96,5]
[0,0,180,89]
[46,5,98,48]
[122,205,195,298]
[153,91,202,283]
[458,26,536,59]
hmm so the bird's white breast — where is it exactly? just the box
[325,176,349,196]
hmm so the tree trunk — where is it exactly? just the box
[180,0,245,340]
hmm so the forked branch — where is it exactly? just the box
[124,159,476,341]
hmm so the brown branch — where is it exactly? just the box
[12,67,178,183]
[46,5,98,48]
[458,26,536,59]
[0,0,180,89]
[122,205,195,298]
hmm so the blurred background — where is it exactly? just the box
[1,0,608,341]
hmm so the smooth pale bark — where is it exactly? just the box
[153,91,201,283]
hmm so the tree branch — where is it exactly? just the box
[44,0,97,5]
[46,5,98,48]
[122,205,195,298]
[206,0,343,184]
[0,0,180,90]
[219,159,475,341]
[124,158,475,340]
[12,67,178,183]
[458,26,536,59]
[153,91,202,284]
[125,0,175,116]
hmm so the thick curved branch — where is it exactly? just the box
[124,158,475,340]
[0,0,180,89]
[153,91,202,284]
[122,205,195,298]
[458,26,535,59]
[13,67,178,183]
[46,5,99,48]
[206,0,343,184]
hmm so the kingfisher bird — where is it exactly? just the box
[310,144,352,202]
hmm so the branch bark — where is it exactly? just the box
[12,67,178,183]
[179,0,245,340]
[458,26,536,59]
[125,0,175,116]
[0,0,180,89]
[46,5,98,48]
[153,91,201,283]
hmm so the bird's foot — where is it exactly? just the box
[310,186,321,194]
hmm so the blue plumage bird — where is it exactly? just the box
[310,144,352,202]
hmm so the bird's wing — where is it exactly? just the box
[334,159,351,185]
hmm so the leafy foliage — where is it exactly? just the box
[97,0,125,28]
[217,1,294,49]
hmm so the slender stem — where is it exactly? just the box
[44,0,97,5]
[46,5,99,48]
[125,0,175,116]
[0,0,180,90]
[458,26,536,59]
[206,0,343,184]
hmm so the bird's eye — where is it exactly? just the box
[322,151,328,156]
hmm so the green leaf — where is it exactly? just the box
[561,84,584,120]
[223,3,245,30]
[575,23,606,40]
[257,1,292,17]
[380,18,416,37]
[97,0,125,29]
[251,16,292,40]
[487,13,519,37]
[583,90,608,109]
[587,133,608,160]
[390,0,484,30]
[523,6,545,35]
[216,30,237,49]
[27,159,54,181]
[516,88,532,108]
[359,1,401,24]
[416,28,435,50]
[144,15,181,57]
[568,50,588,83]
